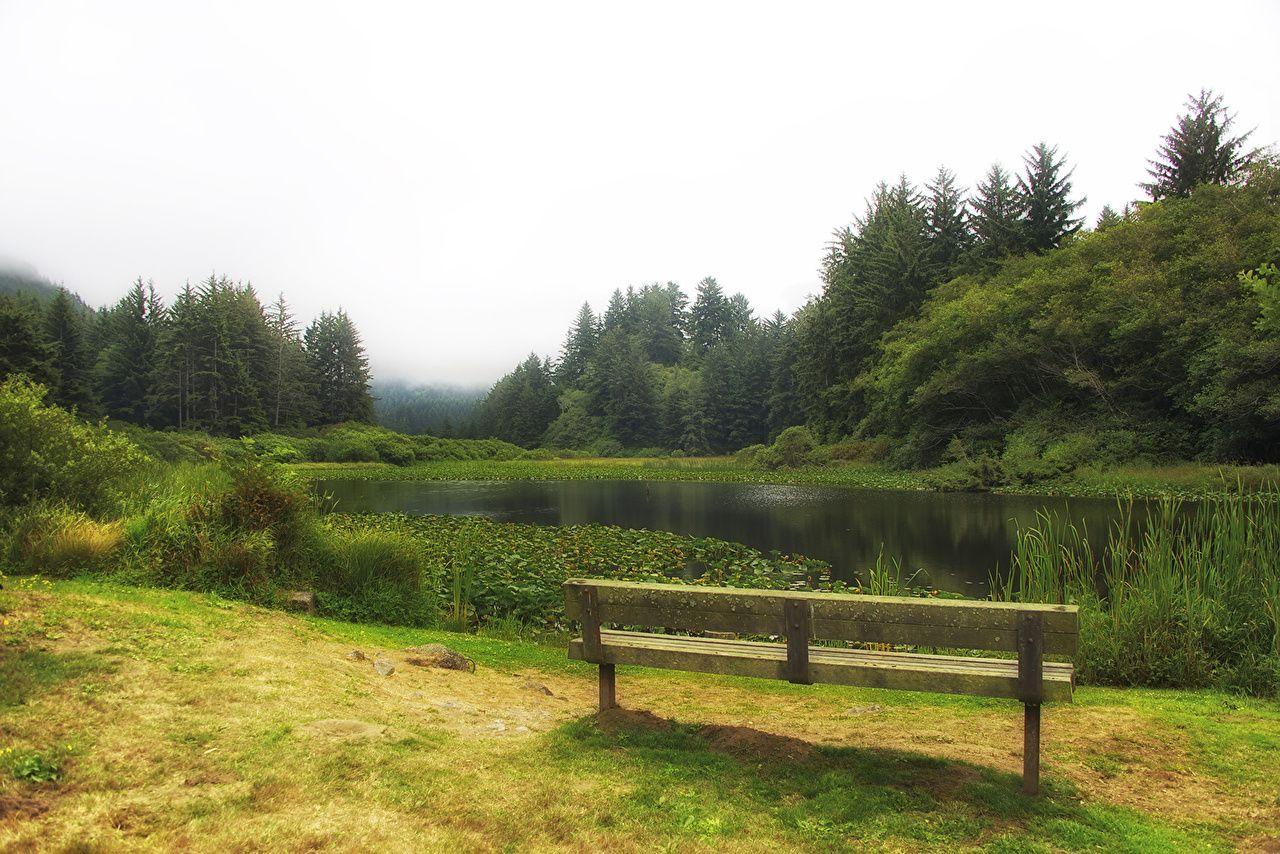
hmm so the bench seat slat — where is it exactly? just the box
[569,630,1074,702]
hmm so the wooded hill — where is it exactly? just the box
[0,273,373,436]
[477,91,1280,465]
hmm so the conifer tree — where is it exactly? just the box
[557,302,599,386]
[266,293,311,428]
[1144,89,1255,200]
[43,287,95,412]
[1094,204,1122,232]
[970,163,1024,259]
[304,309,372,424]
[1018,142,1084,252]
[924,166,971,276]
[690,277,730,355]
[0,293,56,386]
[96,278,161,423]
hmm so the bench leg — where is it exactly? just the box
[1022,702,1041,795]
[599,663,616,711]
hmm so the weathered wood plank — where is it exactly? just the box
[603,632,1075,678]
[563,580,1078,654]
[568,630,1074,702]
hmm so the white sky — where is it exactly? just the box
[2,1,1277,385]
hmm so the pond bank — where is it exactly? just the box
[290,456,1280,500]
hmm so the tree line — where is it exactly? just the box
[479,90,1279,463]
[0,274,373,435]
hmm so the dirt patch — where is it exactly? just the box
[699,723,816,763]
[594,708,675,734]
[303,719,390,740]
[0,794,48,822]
[1244,836,1280,853]
[403,645,475,672]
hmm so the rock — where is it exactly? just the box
[374,655,395,677]
[278,590,316,614]
[521,679,553,696]
[403,644,474,672]
[345,650,367,662]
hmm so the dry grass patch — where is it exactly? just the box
[0,579,1276,851]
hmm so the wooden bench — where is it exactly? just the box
[564,578,1077,794]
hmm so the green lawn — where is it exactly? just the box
[2,578,1277,851]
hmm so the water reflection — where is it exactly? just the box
[316,479,1139,595]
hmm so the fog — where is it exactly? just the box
[2,0,1276,385]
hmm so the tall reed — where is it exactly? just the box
[997,492,1280,695]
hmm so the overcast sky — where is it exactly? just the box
[3,1,1277,386]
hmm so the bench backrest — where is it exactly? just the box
[563,578,1078,656]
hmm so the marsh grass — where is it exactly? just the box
[3,506,123,577]
[999,492,1280,694]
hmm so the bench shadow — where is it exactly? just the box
[551,706,1071,832]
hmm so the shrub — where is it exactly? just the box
[825,436,891,463]
[735,444,766,465]
[756,426,826,470]
[318,526,436,625]
[0,376,148,513]
[924,453,1009,492]
[3,505,123,576]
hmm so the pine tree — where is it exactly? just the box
[602,289,630,332]
[1018,142,1084,252]
[1143,90,1255,200]
[690,277,730,355]
[1095,204,1122,232]
[266,293,312,427]
[970,163,1024,259]
[304,309,373,424]
[557,302,599,385]
[152,283,199,429]
[0,293,56,386]
[43,287,95,412]
[925,166,971,276]
[635,285,684,365]
[96,278,161,423]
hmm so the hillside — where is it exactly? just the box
[2,580,1277,850]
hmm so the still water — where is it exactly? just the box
[317,479,1140,595]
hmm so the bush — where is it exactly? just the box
[924,453,1009,492]
[756,426,826,470]
[318,526,436,625]
[3,505,122,577]
[735,444,766,465]
[0,376,148,514]
[825,436,891,463]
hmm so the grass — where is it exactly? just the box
[292,456,1280,499]
[1,578,1278,851]
[999,493,1280,696]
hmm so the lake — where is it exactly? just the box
[316,479,1139,594]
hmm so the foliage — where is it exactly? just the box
[371,380,484,437]
[0,271,375,437]
[3,505,122,576]
[999,492,1280,696]
[324,513,836,629]
[0,377,147,513]
[753,426,826,470]
[861,170,1280,466]
[1144,88,1256,200]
